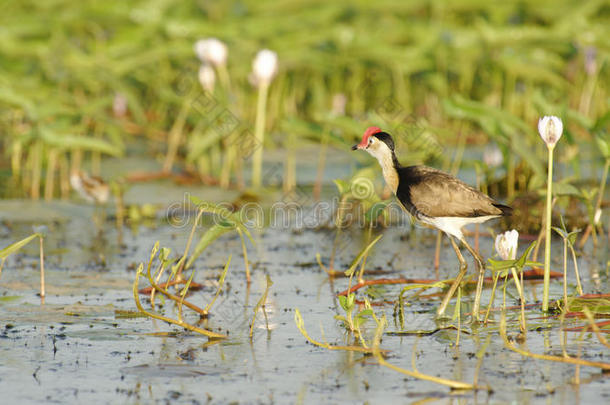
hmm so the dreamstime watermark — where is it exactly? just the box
[165,191,415,231]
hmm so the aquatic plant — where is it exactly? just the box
[486,236,538,332]
[249,274,273,339]
[198,64,216,93]
[334,237,382,341]
[295,307,475,390]
[552,217,583,311]
[294,308,377,354]
[132,241,228,339]
[250,49,278,188]
[185,196,254,282]
[491,230,527,332]
[538,115,563,312]
[0,231,45,300]
[195,38,228,69]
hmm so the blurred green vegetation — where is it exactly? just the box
[0,0,608,219]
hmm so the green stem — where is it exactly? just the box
[542,146,554,312]
[11,139,22,178]
[163,97,192,173]
[313,131,328,201]
[510,267,526,334]
[563,239,568,312]
[31,141,42,200]
[507,154,515,200]
[39,236,45,300]
[251,82,269,188]
[484,273,500,324]
[219,144,236,188]
[594,159,609,223]
[568,242,583,296]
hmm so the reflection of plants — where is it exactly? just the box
[499,311,610,371]
[394,281,446,330]
[371,315,475,390]
[295,301,475,390]
[294,309,377,354]
[249,274,273,339]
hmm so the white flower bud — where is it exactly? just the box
[194,38,227,67]
[538,116,563,148]
[251,49,278,86]
[495,229,519,260]
[198,64,216,92]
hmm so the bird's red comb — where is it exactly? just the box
[358,126,382,148]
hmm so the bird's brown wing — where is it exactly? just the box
[397,166,507,218]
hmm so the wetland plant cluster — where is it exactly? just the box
[0,1,608,234]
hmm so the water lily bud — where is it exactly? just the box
[495,229,519,260]
[194,38,227,67]
[198,64,216,92]
[538,116,563,148]
[483,146,503,168]
[252,49,278,86]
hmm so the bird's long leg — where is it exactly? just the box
[461,237,486,322]
[436,236,468,319]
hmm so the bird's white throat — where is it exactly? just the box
[367,143,399,193]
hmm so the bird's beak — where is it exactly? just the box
[351,144,359,151]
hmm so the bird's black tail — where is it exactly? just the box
[493,203,513,216]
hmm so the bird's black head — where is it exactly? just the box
[372,132,395,151]
[353,127,401,170]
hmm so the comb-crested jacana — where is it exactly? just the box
[352,126,512,321]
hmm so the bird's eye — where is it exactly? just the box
[368,137,374,145]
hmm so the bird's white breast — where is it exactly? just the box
[420,215,500,241]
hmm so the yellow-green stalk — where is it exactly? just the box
[250,49,278,188]
[538,116,563,312]
[251,81,269,188]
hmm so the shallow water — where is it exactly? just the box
[0,183,608,404]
